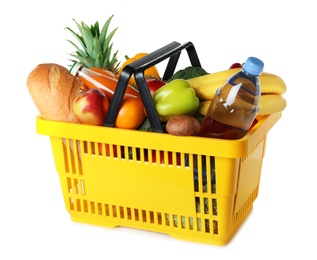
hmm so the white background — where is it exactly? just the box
[1,0,316,259]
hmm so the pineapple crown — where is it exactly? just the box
[65,15,120,74]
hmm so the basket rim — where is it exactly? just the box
[36,112,281,158]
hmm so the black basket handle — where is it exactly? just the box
[104,41,202,132]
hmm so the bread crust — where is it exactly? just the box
[27,63,83,122]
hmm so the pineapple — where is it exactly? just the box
[65,15,120,73]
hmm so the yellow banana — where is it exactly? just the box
[258,94,287,115]
[187,68,287,100]
[197,94,287,116]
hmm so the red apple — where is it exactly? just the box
[229,63,242,69]
[146,77,166,95]
[73,88,109,125]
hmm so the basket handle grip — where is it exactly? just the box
[104,41,202,132]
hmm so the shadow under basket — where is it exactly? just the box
[36,112,281,246]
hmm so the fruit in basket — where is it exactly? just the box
[73,88,110,125]
[257,94,287,115]
[70,63,145,129]
[115,95,146,129]
[65,15,120,73]
[146,77,166,95]
[152,79,199,121]
[187,68,287,100]
[229,63,242,69]
[117,53,161,87]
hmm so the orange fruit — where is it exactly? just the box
[115,95,146,129]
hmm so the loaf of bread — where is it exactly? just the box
[27,63,83,123]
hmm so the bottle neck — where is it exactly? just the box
[242,68,260,78]
[70,62,83,76]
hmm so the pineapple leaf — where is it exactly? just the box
[103,28,117,55]
[103,43,112,67]
[70,55,95,68]
[65,26,87,54]
[73,19,85,38]
[109,54,120,73]
[92,21,100,37]
[69,52,95,68]
[83,56,96,68]
[72,20,91,51]
[69,54,87,66]
[91,36,102,63]
[80,22,95,58]
[99,15,114,48]
[94,52,104,68]
[66,16,120,72]
[109,50,120,72]
[66,40,87,58]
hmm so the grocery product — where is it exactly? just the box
[65,15,120,73]
[198,57,264,140]
[152,79,199,121]
[187,68,287,100]
[27,63,83,123]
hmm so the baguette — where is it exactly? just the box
[27,63,83,123]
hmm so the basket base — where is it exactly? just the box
[69,204,253,246]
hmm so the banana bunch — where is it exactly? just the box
[187,68,287,116]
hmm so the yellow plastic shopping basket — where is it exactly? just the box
[36,42,282,246]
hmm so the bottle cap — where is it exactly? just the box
[69,62,83,76]
[243,57,264,76]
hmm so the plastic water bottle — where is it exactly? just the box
[198,57,264,140]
